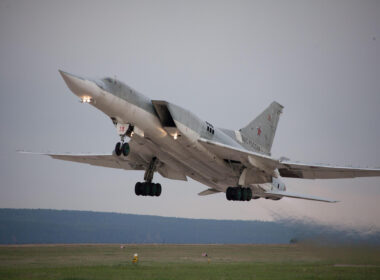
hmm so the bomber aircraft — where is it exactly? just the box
[29,70,380,203]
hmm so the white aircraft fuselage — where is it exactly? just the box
[60,71,246,189]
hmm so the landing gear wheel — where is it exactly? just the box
[135,182,142,195]
[134,182,162,197]
[155,183,162,197]
[247,188,252,201]
[226,187,232,201]
[115,142,122,156]
[241,188,248,201]
[144,183,151,196]
[122,142,130,156]
[150,183,157,196]
[234,188,242,201]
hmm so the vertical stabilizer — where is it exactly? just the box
[239,102,283,154]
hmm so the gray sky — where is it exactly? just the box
[1,0,379,231]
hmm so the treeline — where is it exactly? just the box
[0,209,379,244]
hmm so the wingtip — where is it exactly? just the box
[17,150,47,156]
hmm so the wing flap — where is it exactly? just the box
[157,164,187,181]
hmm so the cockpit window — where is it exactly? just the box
[206,122,215,135]
[94,79,106,90]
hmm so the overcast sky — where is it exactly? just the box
[1,0,379,232]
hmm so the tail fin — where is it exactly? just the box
[239,101,283,155]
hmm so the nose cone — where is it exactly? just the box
[58,70,98,99]
[59,70,90,97]
[59,69,85,82]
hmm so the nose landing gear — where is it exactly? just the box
[113,122,132,157]
[115,142,130,156]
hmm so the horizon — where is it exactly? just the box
[2,208,379,245]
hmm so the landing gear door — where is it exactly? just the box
[116,123,130,136]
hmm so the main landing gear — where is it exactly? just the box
[135,182,162,197]
[112,121,162,197]
[226,187,252,201]
[135,157,162,197]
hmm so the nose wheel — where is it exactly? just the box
[115,142,130,156]
[113,122,132,157]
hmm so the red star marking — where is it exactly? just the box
[268,114,271,121]
[257,127,262,136]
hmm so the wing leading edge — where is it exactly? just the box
[19,151,187,181]
[19,151,145,170]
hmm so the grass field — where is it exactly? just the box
[1,244,380,279]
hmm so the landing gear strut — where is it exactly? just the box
[135,157,162,197]
[226,187,252,201]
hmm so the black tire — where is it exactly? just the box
[155,183,162,196]
[122,142,130,156]
[241,188,248,201]
[140,182,146,196]
[247,188,252,201]
[235,188,242,201]
[115,142,122,156]
[149,183,156,196]
[135,182,142,195]
[144,183,151,196]
[226,187,232,201]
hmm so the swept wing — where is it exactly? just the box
[20,137,187,181]
[278,160,380,179]
[199,138,380,180]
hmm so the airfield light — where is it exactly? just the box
[132,253,139,264]
[173,133,178,140]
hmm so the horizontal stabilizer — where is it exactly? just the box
[264,190,338,203]
[198,188,221,196]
